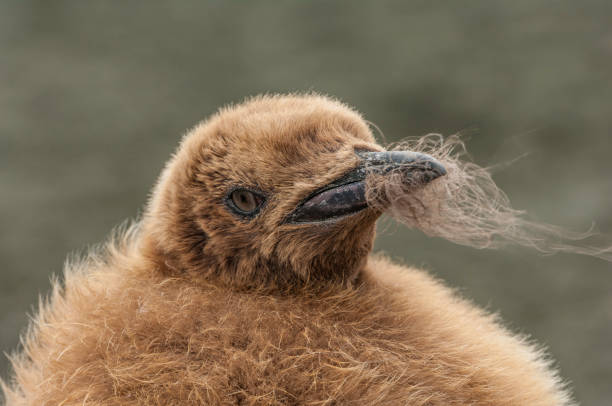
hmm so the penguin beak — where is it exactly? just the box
[286,151,447,224]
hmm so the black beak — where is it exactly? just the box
[286,150,447,224]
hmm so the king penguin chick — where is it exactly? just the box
[3,94,572,405]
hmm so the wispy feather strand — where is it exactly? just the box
[365,134,612,262]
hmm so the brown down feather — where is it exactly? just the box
[2,94,573,405]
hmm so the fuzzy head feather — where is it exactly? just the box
[142,94,384,290]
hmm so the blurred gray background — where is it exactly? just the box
[1,1,611,404]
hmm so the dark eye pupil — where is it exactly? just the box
[230,189,262,215]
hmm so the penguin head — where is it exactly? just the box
[143,94,445,290]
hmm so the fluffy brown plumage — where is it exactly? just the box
[3,94,573,405]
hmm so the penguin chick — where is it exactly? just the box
[3,94,573,405]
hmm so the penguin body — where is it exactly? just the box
[4,95,572,405]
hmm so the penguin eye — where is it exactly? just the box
[227,188,265,217]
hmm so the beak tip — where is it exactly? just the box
[430,160,447,178]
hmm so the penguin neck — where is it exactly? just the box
[139,234,373,296]
[139,200,379,294]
